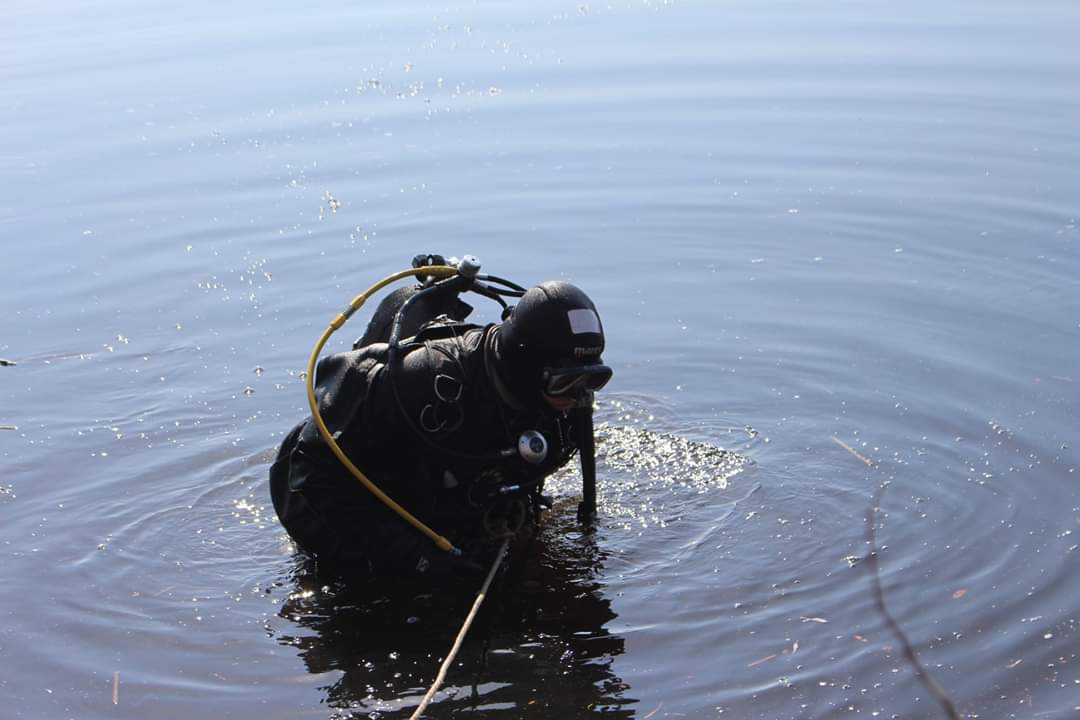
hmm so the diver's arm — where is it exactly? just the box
[575,397,597,523]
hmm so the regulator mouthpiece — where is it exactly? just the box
[517,430,548,464]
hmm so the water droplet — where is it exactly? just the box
[243,386,255,396]
[323,191,340,213]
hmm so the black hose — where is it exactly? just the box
[469,283,511,314]
[477,273,527,295]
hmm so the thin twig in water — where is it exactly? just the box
[865,484,961,720]
[409,539,510,720]
[2,359,17,431]
[747,653,777,668]
[832,435,876,467]
[112,671,120,705]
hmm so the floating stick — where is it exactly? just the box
[831,435,876,467]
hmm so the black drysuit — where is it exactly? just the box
[269,288,581,578]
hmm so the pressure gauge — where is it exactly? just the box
[517,430,548,464]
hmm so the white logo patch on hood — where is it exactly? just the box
[567,308,601,335]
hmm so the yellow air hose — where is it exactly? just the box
[305,265,461,555]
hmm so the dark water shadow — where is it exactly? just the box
[275,500,636,718]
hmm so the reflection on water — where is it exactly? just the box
[276,499,634,718]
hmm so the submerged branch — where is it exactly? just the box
[865,483,961,720]
[2,358,18,429]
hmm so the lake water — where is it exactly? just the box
[2,0,1079,717]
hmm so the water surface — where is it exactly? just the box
[2,1,1079,718]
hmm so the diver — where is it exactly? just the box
[269,254,612,579]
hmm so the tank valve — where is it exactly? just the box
[455,254,481,278]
